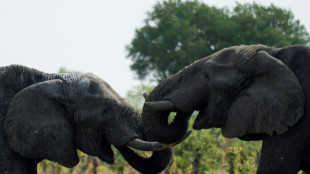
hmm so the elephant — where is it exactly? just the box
[0,65,173,174]
[141,45,310,173]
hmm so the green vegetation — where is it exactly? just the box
[58,67,81,74]
[127,0,310,81]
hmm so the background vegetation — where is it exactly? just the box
[37,0,309,173]
[127,0,310,81]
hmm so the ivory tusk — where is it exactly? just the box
[143,93,149,100]
[126,131,192,151]
[127,138,174,151]
[144,100,177,111]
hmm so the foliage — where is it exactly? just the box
[125,84,155,110]
[127,0,310,81]
[164,114,261,174]
[58,67,81,74]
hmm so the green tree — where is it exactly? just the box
[127,0,310,81]
[58,67,81,74]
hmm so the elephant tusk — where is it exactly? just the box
[144,100,177,112]
[127,138,174,151]
[126,131,192,151]
[143,93,149,99]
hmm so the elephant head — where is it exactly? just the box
[142,45,305,143]
[2,66,172,174]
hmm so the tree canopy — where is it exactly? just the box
[127,0,310,81]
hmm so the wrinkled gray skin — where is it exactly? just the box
[0,65,171,174]
[142,45,310,173]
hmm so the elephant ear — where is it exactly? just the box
[4,79,79,167]
[222,51,305,139]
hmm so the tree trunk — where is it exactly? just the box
[192,148,202,174]
[92,157,98,174]
[228,160,234,174]
[80,155,91,173]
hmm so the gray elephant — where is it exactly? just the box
[0,65,173,174]
[142,45,310,173]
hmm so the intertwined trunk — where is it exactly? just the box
[117,146,172,174]
[142,74,191,144]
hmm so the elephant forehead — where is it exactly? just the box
[80,73,123,99]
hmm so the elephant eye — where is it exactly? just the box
[203,71,209,80]
[101,107,109,115]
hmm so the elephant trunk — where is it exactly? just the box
[116,146,172,174]
[141,99,189,144]
[124,109,181,150]
[141,60,204,144]
[142,107,191,144]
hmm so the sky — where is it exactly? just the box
[1,0,309,97]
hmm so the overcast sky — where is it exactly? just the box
[1,0,309,97]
